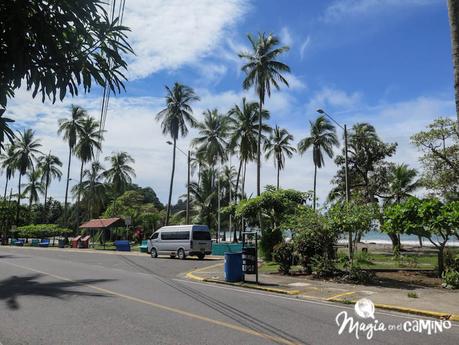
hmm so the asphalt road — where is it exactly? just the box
[0,247,458,345]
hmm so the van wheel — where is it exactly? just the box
[197,253,205,260]
[177,249,186,260]
[150,248,158,258]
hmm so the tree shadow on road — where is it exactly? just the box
[0,274,113,310]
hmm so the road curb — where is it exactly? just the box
[185,266,300,295]
[203,278,301,295]
[329,297,459,321]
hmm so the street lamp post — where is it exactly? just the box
[166,141,191,225]
[317,109,352,259]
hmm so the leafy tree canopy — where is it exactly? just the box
[0,0,133,108]
[411,117,459,199]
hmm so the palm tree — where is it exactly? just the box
[188,167,217,231]
[192,109,229,165]
[57,105,86,222]
[385,164,419,204]
[73,161,106,219]
[298,115,338,210]
[23,170,45,215]
[228,98,271,200]
[448,0,459,131]
[104,152,136,196]
[264,125,296,190]
[0,144,16,199]
[37,153,62,219]
[74,117,103,225]
[156,82,199,225]
[0,108,15,153]
[239,32,290,196]
[12,129,42,223]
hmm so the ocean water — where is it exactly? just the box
[218,230,459,247]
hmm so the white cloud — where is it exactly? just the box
[322,0,439,23]
[280,27,293,47]
[306,87,363,114]
[299,36,311,60]
[123,0,248,79]
[3,86,454,209]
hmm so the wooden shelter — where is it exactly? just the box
[79,218,125,248]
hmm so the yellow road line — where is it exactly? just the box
[1,261,298,345]
[326,291,356,301]
[185,263,224,281]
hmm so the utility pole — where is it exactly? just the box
[217,173,221,243]
[317,109,352,259]
[186,150,190,225]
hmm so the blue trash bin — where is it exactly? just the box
[224,252,243,282]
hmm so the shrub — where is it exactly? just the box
[311,256,337,278]
[272,242,294,274]
[442,269,459,289]
[260,228,283,261]
[354,250,373,266]
[407,292,418,298]
[444,251,459,271]
[342,263,375,284]
[15,224,72,238]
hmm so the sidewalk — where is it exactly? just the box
[187,263,459,321]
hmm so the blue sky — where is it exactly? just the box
[4,0,455,206]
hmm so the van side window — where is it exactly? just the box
[161,231,190,240]
[151,232,159,240]
[192,231,211,240]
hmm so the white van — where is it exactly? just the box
[147,225,212,260]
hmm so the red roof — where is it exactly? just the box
[79,218,125,229]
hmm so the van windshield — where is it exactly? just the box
[192,231,211,240]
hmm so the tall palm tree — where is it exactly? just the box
[192,109,229,166]
[448,0,459,131]
[298,115,338,210]
[0,144,16,199]
[385,164,419,204]
[228,98,271,200]
[57,105,86,222]
[264,125,296,190]
[103,151,136,196]
[73,161,106,220]
[156,82,199,225]
[37,153,62,219]
[188,167,217,231]
[239,32,290,196]
[12,129,42,223]
[23,170,45,214]
[74,117,103,225]
[0,109,15,153]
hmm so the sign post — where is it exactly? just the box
[241,231,258,284]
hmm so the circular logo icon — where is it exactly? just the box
[354,298,375,319]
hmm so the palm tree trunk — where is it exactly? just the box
[3,177,9,199]
[63,147,72,225]
[166,138,177,225]
[43,172,49,223]
[313,164,317,211]
[448,0,459,132]
[242,160,247,199]
[276,164,280,190]
[257,99,262,196]
[75,160,84,228]
[235,158,243,201]
[15,173,22,224]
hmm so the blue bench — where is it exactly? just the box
[139,240,148,253]
[39,239,50,247]
[14,239,24,246]
[114,240,131,252]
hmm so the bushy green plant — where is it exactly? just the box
[342,262,375,284]
[272,242,294,274]
[260,229,283,261]
[444,251,459,271]
[442,269,459,289]
[311,255,337,278]
[354,250,373,266]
